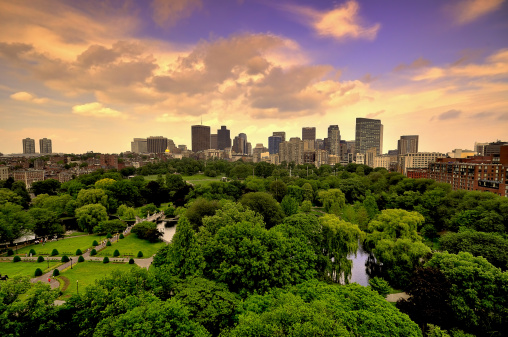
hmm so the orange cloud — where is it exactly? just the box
[151,0,203,28]
[72,102,125,118]
[281,1,380,41]
[446,0,504,25]
[10,92,48,104]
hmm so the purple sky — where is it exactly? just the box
[1,0,507,154]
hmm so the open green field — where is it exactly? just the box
[64,231,88,237]
[0,261,62,277]
[57,261,139,298]
[96,234,166,258]
[14,234,104,257]
[145,173,222,186]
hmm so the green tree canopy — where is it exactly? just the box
[93,219,127,235]
[28,208,64,238]
[0,202,32,243]
[239,192,285,229]
[75,203,108,233]
[30,179,61,196]
[76,188,109,209]
[317,188,345,214]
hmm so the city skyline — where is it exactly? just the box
[1,0,507,154]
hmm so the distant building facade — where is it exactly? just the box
[268,136,282,155]
[355,118,383,155]
[397,135,418,155]
[327,125,341,156]
[131,138,148,153]
[191,125,211,152]
[147,136,168,153]
[217,126,231,150]
[39,138,52,154]
[22,138,35,154]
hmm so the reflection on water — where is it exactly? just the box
[346,241,376,286]
[157,222,177,242]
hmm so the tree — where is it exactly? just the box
[397,267,453,332]
[28,208,64,238]
[94,178,116,190]
[131,221,162,242]
[425,252,508,335]
[0,202,32,243]
[365,209,424,250]
[300,200,312,212]
[203,221,317,297]
[76,188,109,209]
[317,189,346,214]
[32,193,76,217]
[369,277,390,298]
[239,192,285,229]
[138,203,158,218]
[301,182,314,202]
[269,180,287,202]
[173,277,240,336]
[75,204,108,233]
[0,188,23,205]
[201,201,264,238]
[280,196,299,216]
[30,179,61,196]
[185,198,221,230]
[93,219,127,235]
[319,214,364,283]
[228,280,422,337]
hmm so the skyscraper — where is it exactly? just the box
[217,126,231,150]
[147,136,168,153]
[39,138,52,154]
[268,136,282,154]
[273,131,286,142]
[191,125,211,152]
[355,118,383,155]
[327,125,341,156]
[232,136,246,154]
[22,138,35,154]
[302,127,316,151]
[397,135,419,155]
[239,133,248,154]
[210,134,218,150]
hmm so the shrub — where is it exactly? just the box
[106,233,113,239]
[29,248,36,256]
[53,269,60,276]
[76,248,82,255]
[93,240,99,246]
[78,255,85,262]
[7,249,14,256]
[129,258,135,264]
[103,257,109,264]
[90,248,97,256]
[106,240,112,246]
[113,249,120,257]
[119,233,124,239]
[37,256,44,263]
[137,251,143,258]
[13,256,21,262]
[61,255,69,263]
[301,200,312,213]
[35,268,43,276]
[51,249,59,256]
[369,277,391,298]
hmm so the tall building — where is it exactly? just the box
[397,135,419,155]
[268,136,282,154]
[210,134,218,150]
[39,138,52,154]
[217,126,231,150]
[191,125,211,152]
[147,136,168,153]
[475,142,489,156]
[22,138,35,154]
[400,152,446,175]
[484,141,508,157]
[131,138,147,153]
[355,118,383,155]
[302,127,316,150]
[327,125,341,156]
[232,136,246,154]
[239,133,248,154]
[279,137,304,165]
[273,131,286,142]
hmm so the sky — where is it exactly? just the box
[0,0,507,155]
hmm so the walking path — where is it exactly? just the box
[386,292,410,302]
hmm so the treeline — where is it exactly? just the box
[1,159,508,336]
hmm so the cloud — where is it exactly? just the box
[413,49,508,81]
[281,1,380,41]
[10,91,48,104]
[446,0,504,25]
[499,113,508,120]
[366,110,385,118]
[151,0,202,28]
[471,111,494,119]
[72,102,124,118]
[436,109,462,120]
[394,57,431,72]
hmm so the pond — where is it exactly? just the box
[157,221,177,243]
[345,241,377,286]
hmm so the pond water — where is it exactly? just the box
[346,242,373,286]
[157,222,177,243]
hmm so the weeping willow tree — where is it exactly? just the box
[319,214,365,283]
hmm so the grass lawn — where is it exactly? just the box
[57,261,139,298]
[0,261,62,277]
[15,234,104,257]
[96,234,166,258]
[145,173,222,186]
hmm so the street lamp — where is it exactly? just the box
[70,257,73,269]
